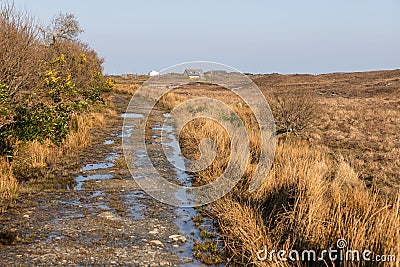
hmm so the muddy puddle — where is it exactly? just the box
[68,111,220,265]
[124,191,148,220]
[103,139,115,145]
[74,173,114,190]
[154,113,222,266]
[121,113,145,119]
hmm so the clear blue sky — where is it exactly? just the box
[13,0,400,74]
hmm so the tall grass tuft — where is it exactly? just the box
[0,157,18,212]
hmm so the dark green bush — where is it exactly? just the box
[0,83,11,121]
[12,104,71,144]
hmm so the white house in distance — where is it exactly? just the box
[183,69,204,79]
[149,70,160,76]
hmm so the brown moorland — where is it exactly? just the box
[156,69,399,266]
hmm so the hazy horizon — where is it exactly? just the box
[12,0,400,75]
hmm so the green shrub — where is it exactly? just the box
[12,104,71,144]
[0,83,11,121]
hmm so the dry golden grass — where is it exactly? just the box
[112,83,141,95]
[316,96,400,197]
[62,115,91,152]
[0,157,18,212]
[248,141,398,266]
[253,70,400,199]
[62,113,104,152]
[106,108,118,117]
[14,140,53,168]
[157,77,399,266]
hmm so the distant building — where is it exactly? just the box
[183,69,204,79]
[149,70,160,76]
[204,70,228,76]
[121,73,136,79]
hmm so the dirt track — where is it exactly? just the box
[0,93,209,266]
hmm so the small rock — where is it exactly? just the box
[169,234,180,240]
[150,240,163,246]
[149,229,159,235]
[168,234,186,243]
[98,211,121,221]
[23,214,29,218]
[172,244,179,248]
